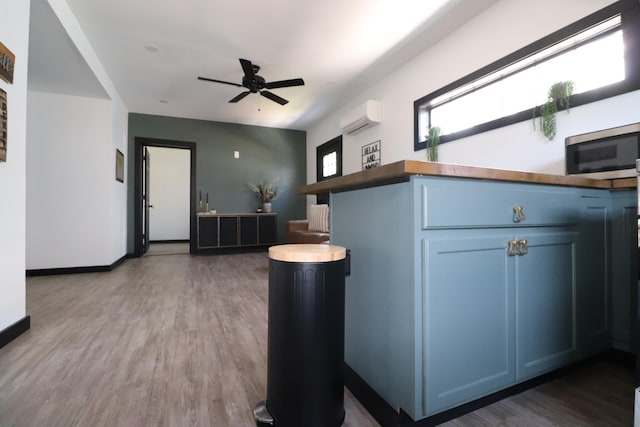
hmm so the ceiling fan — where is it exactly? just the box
[198,58,305,105]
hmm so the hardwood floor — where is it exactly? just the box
[0,252,635,426]
[439,359,635,427]
[145,242,190,256]
[0,252,377,427]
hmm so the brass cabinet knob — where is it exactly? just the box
[513,205,526,223]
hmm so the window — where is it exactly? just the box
[414,0,640,150]
[323,151,337,178]
[316,136,342,182]
[316,136,342,205]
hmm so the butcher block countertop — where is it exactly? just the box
[298,160,636,195]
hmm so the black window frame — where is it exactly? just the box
[316,135,343,182]
[413,0,640,151]
[315,135,342,205]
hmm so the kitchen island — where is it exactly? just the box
[299,161,637,424]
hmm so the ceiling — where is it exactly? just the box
[28,0,499,130]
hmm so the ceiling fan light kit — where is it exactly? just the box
[198,58,304,105]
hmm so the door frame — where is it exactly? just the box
[134,137,197,257]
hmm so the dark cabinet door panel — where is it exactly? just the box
[259,215,277,244]
[240,216,258,245]
[198,217,219,248]
[219,217,239,246]
[197,214,277,251]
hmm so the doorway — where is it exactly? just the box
[134,137,196,257]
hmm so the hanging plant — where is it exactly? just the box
[426,126,441,162]
[540,100,558,140]
[534,80,575,140]
[548,81,574,110]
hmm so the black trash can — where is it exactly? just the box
[254,244,348,427]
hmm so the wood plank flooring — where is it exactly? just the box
[145,243,190,256]
[0,250,635,426]
[0,252,377,427]
[439,359,634,427]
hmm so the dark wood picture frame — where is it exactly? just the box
[0,42,15,84]
[115,148,124,182]
[0,88,7,163]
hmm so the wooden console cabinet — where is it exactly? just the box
[197,213,277,251]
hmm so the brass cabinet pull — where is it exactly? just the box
[513,205,526,223]
[508,239,528,256]
[517,239,528,255]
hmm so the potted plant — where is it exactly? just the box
[534,80,575,140]
[426,126,441,162]
[248,178,279,213]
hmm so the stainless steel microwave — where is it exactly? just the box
[565,122,640,179]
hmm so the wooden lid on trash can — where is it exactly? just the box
[269,244,347,263]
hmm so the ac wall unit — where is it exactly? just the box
[340,100,381,136]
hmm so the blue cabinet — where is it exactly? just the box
[515,231,577,381]
[332,176,629,421]
[423,232,516,414]
[611,190,638,352]
[333,182,417,417]
[423,229,577,414]
[577,191,611,357]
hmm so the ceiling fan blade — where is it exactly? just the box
[229,91,251,103]
[260,90,288,105]
[264,78,305,89]
[239,58,256,80]
[198,76,243,87]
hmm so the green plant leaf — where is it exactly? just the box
[427,126,441,162]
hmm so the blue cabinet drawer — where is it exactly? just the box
[419,180,580,229]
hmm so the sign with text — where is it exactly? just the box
[0,42,15,84]
[362,140,381,170]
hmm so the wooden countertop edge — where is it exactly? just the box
[269,244,347,262]
[298,160,636,195]
[611,177,636,189]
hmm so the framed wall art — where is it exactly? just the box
[0,42,15,84]
[115,149,124,182]
[0,88,7,162]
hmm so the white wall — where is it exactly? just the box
[307,0,635,182]
[147,146,190,241]
[0,0,30,331]
[26,91,114,269]
[108,100,128,261]
[47,0,129,265]
[23,0,129,269]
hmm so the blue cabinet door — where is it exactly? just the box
[611,190,638,352]
[423,232,515,415]
[515,231,578,381]
[577,194,611,357]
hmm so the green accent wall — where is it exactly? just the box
[127,113,307,253]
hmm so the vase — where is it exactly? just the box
[262,202,272,213]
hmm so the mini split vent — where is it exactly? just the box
[340,100,381,136]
